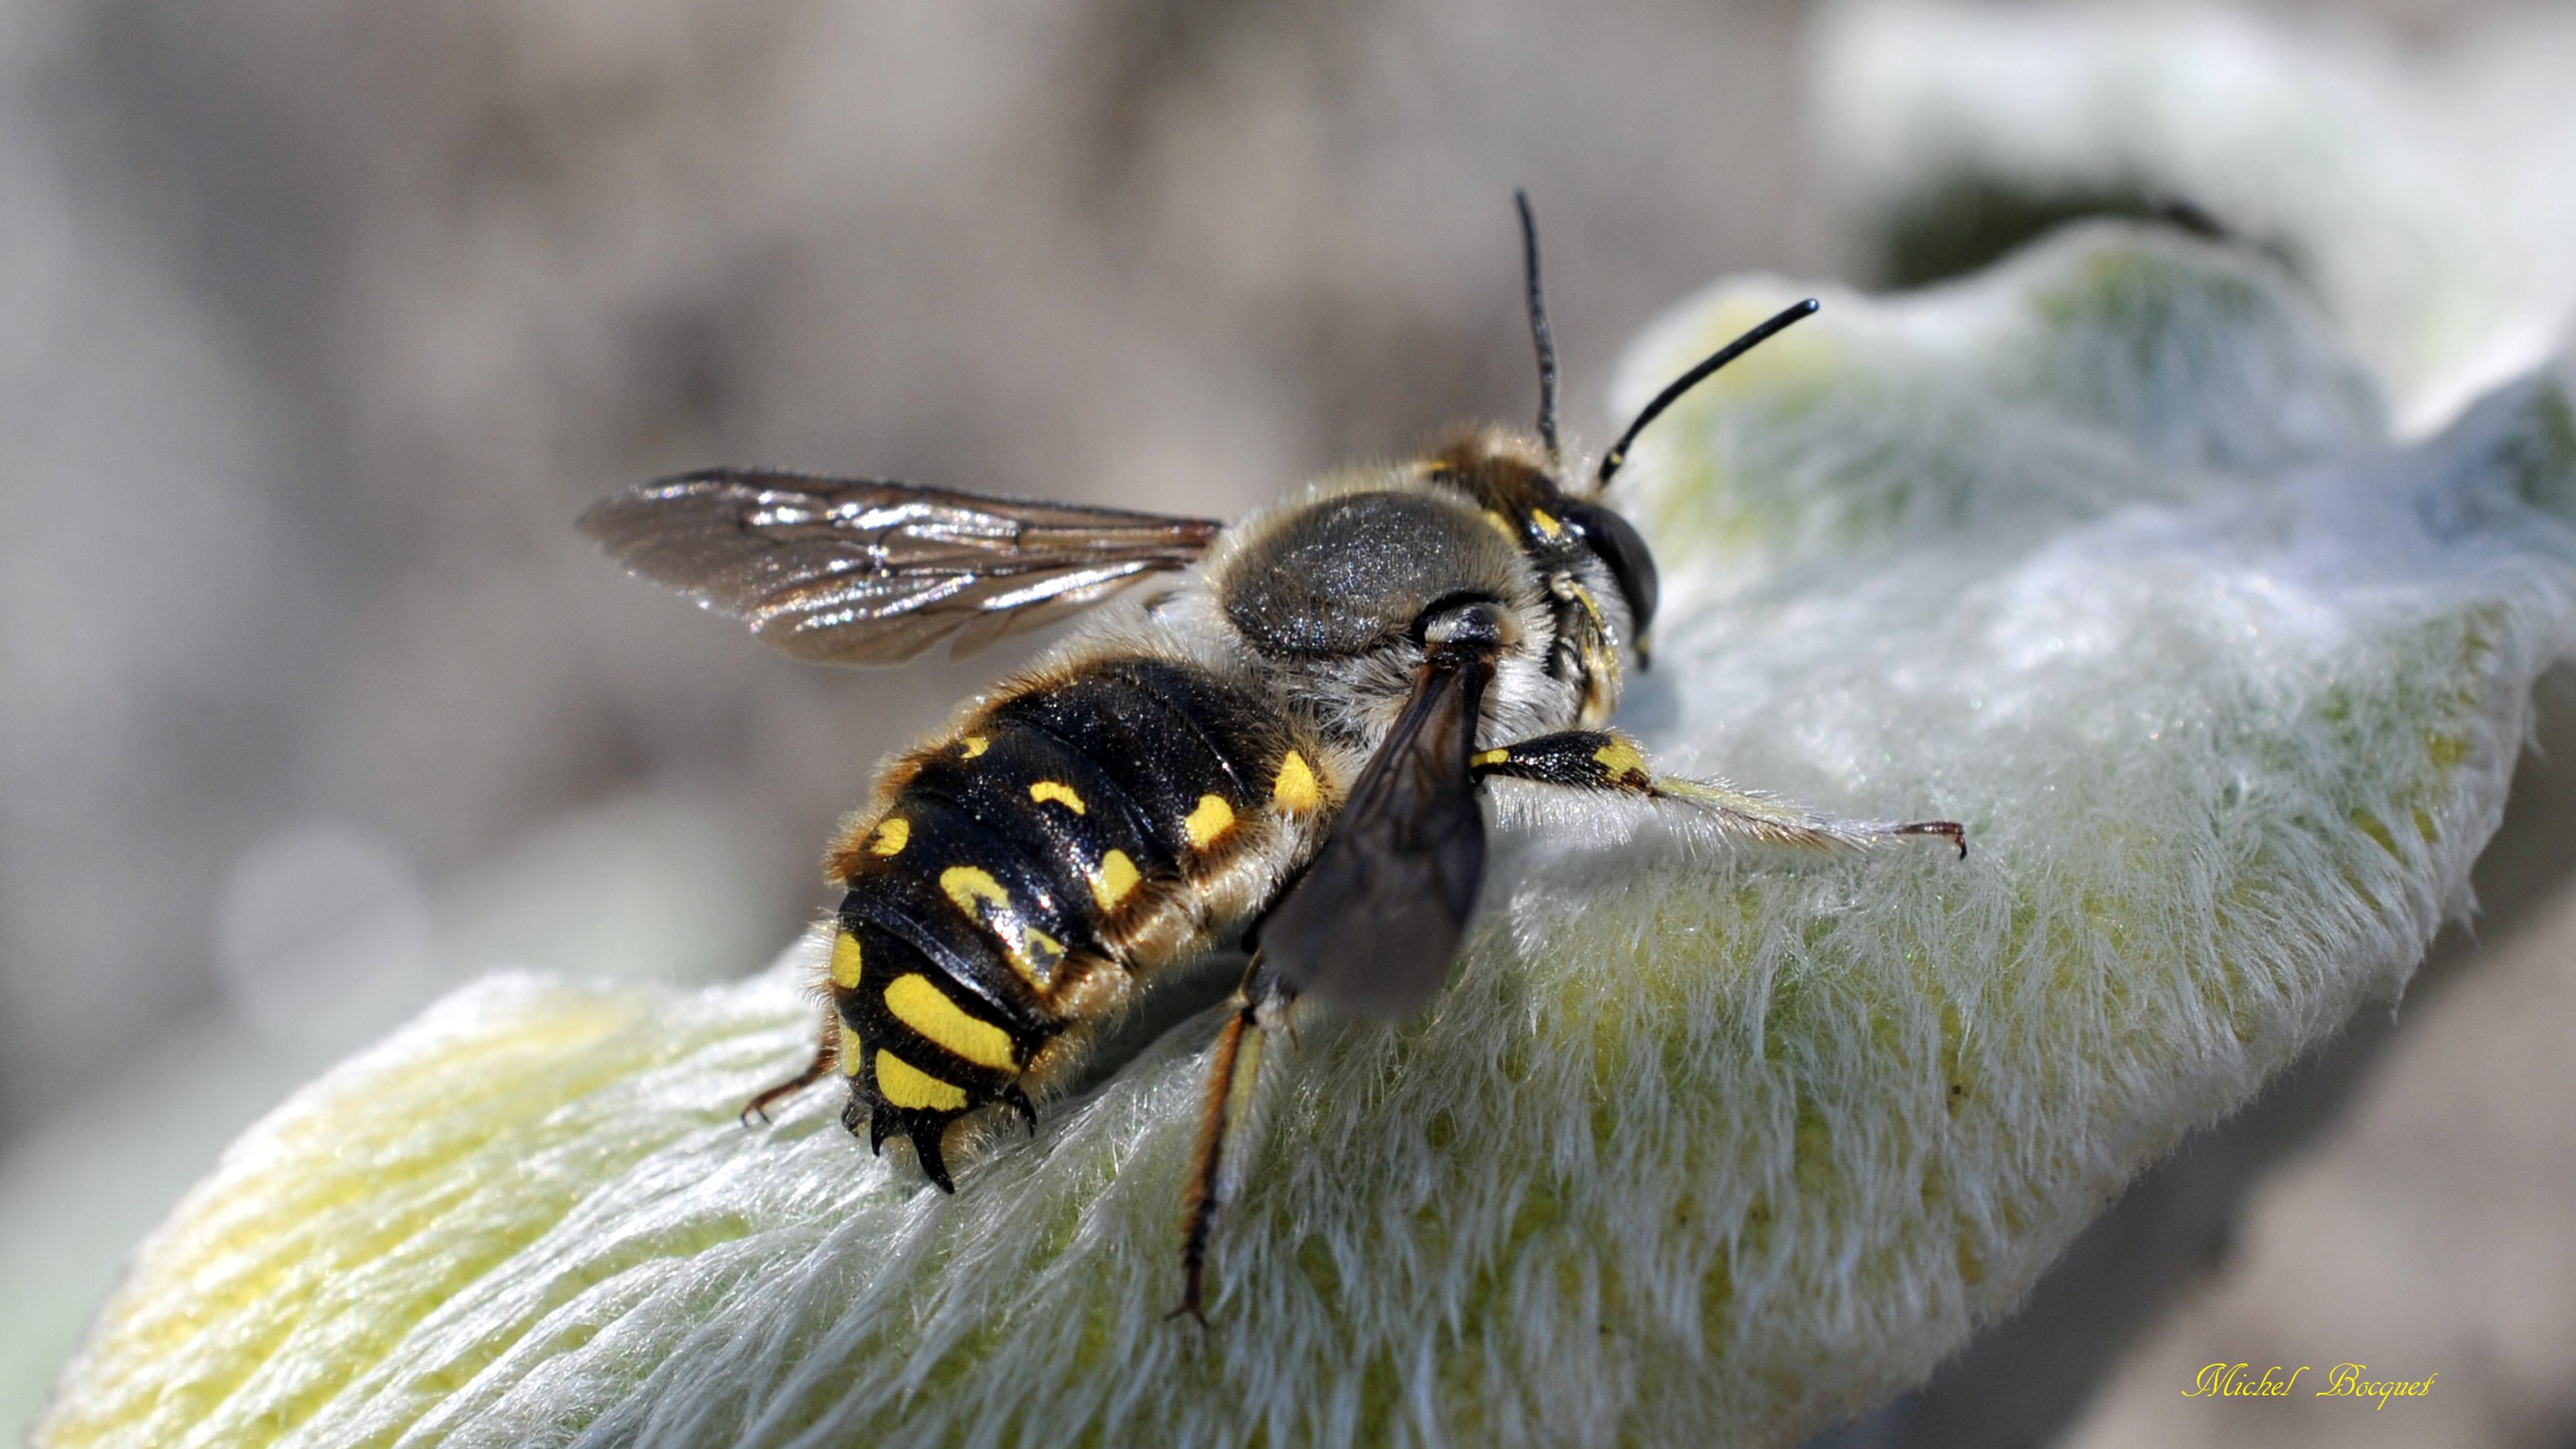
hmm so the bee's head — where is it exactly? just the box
[1418,428,1656,653]
[1377,429,1636,728]
[1500,190,1813,657]
[1210,195,1810,740]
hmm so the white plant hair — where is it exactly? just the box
[39,225,2576,1449]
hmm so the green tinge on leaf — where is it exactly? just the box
[38,225,2576,1448]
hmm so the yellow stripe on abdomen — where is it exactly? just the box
[875,1049,967,1111]
[883,974,1017,1070]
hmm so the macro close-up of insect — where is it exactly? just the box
[580,195,1965,1318]
[34,2,2576,1440]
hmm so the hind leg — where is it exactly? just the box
[742,1008,841,1125]
[1172,955,1292,1323]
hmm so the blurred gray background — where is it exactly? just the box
[4,0,2569,1443]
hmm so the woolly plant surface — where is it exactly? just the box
[38,225,2576,1448]
[1811,0,2576,431]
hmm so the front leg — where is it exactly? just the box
[1472,730,1966,857]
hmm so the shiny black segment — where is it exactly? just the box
[1560,503,1659,635]
[904,727,1153,949]
[985,659,1273,854]
[971,708,1184,885]
[1103,659,1272,803]
[838,802,1065,1027]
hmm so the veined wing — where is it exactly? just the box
[580,468,1224,664]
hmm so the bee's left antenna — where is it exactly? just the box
[1514,189,1561,462]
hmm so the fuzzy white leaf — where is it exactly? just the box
[37,225,2576,1448]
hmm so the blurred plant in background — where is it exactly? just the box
[6,0,2575,1444]
[1814,0,2576,431]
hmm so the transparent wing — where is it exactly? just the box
[580,468,1224,664]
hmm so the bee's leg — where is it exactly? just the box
[741,1007,842,1125]
[1172,955,1291,1324]
[1473,730,1966,857]
[1003,1083,1040,1136]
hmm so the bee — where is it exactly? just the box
[581,194,1964,1319]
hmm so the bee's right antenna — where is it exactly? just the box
[1595,297,1820,488]
[1514,189,1561,462]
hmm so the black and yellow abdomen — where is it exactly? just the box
[818,654,1331,1189]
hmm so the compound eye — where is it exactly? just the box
[1562,502,1658,635]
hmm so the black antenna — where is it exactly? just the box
[1514,190,1560,460]
[1596,297,1820,488]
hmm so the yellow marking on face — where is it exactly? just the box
[870,817,910,857]
[1028,780,1086,814]
[959,734,990,759]
[830,930,865,988]
[883,974,1016,1070]
[1482,510,1522,545]
[1022,927,1066,974]
[1090,849,1141,911]
[874,1049,967,1112]
[1593,739,1651,784]
[1271,751,1321,812]
[1471,747,1509,768]
[839,1022,865,1077]
[941,865,1010,921]
[1184,794,1236,847]
[1530,507,1565,540]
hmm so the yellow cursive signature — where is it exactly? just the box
[2184,1362,2437,1408]
[2184,1364,2307,1398]
[2314,1364,2437,1409]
